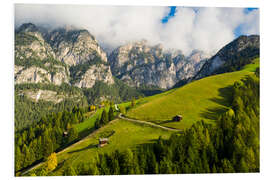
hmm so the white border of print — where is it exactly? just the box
[1,0,269,180]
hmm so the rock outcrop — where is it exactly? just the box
[15,23,70,85]
[108,40,210,89]
[15,23,114,89]
[74,64,114,88]
[46,27,107,66]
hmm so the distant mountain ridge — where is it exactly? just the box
[108,40,211,89]
[15,23,260,103]
[194,35,259,80]
[14,23,260,131]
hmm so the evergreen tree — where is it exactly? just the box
[221,159,235,173]
[95,117,101,129]
[238,158,249,172]
[119,149,134,174]
[108,106,114,121]
[15,146,22,171]
[63,166,77,176]
[131,97,136,107]
[159,157,173,174]
[68,127,78,143]
[100,109,108,126]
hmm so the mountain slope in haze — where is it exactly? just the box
[194,35,259,80]
[108,40,211,89]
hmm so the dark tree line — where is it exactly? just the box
[95,107,115,129]
[60,73,259,175]
[15,106,88,173]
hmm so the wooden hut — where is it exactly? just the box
[99,138,109,147]
[172,115,182,122]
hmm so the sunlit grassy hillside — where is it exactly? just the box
[126,58,259,130]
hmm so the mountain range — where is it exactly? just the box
[14,23,259,104]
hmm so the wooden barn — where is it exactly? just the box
[99,138,109,147]
[172,115,183,122]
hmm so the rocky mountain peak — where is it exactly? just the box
[47,27,107,66]
[217,35,259,57]
[15,23,114,88]
[194,35,260,80]
[108,40,209,89]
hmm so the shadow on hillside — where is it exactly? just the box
[135,140,158,149]
[200,107,228,121]
[210,85,234,107]
[158,120,175,125]
[68,144,97,154]
[78,127,95,139]
[200,85,234,121]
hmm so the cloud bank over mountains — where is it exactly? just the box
[15,4,259,55]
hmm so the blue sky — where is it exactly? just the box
[162,7,259,37]
[161,6,177,23]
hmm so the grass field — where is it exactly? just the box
[75,104,125,138]
[126,58,259,130]
[49,119,172,175]
[75,109,102,138]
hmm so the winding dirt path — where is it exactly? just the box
[118,113,183,132]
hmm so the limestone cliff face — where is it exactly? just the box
[19,89,82,103]
[15,65,69,85]
[45,26,114,88]
[15,23,70,85]
[176,50,210,80]
[108,40,210,89]
[15,23,114,89]
[46,27,107,66]
[15,23,56,61]
[74,64,114,88]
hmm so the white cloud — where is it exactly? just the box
[15,4,259,55]
[240,9,260,35]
